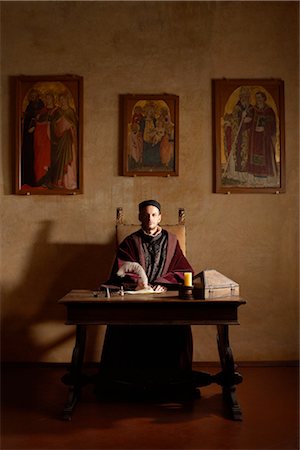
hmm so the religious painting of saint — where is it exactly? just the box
[15,75,83,195]
[121,94,179,176]
[213,79,285,193]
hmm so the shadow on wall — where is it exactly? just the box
[1,220,116,363]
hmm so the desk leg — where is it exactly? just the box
[216,325,243,421]
[61,325,87,421]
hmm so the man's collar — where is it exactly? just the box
[141,226,162,237]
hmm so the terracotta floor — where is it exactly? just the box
[1,364,299,450]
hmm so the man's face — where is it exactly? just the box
[139,205,161,234]
[240,94,250,107]
[256,93,265,109]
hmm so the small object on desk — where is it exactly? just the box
[105,287,111,298]
[178,285,194,300]
[124,287,155,294]
[119,285,124,297]
[193,269,240,299]
[184,272,193,287]
[92,289,102,298]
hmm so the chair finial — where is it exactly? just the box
[116,207,124,225]
[178,208,185,225]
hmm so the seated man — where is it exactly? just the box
[98,200,197,398]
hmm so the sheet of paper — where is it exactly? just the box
[124,288,156,294]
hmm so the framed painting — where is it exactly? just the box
[15,75,83,195]
[121,94,179,176]
[212,79,285,193]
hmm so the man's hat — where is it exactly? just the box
[139,199,161,212]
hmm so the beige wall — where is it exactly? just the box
[1,1,299,363]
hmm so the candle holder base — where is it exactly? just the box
[179,285,194,300]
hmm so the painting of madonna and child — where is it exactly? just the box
[122,94,179,176]
[15,75,83,194]
[213,79,285,193]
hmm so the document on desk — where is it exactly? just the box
[124,288,161,294]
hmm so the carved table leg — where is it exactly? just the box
[216,324,243,421]
[61,325,87,421]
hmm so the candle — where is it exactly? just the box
[184,272,193,287]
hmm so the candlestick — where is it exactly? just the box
[184,272,193,287]
[178,285,194,300]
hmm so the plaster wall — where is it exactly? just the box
[1,1,299,363]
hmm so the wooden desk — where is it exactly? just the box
[59,290,246,421]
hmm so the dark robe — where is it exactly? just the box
[98,229,196,397]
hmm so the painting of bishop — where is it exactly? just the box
[221,85,280,189]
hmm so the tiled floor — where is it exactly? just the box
[1,364,299,449]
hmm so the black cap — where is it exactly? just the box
[138,199,161,212]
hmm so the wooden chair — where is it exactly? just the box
[115,207,187,255]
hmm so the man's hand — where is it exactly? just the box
[152,284,167,292]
